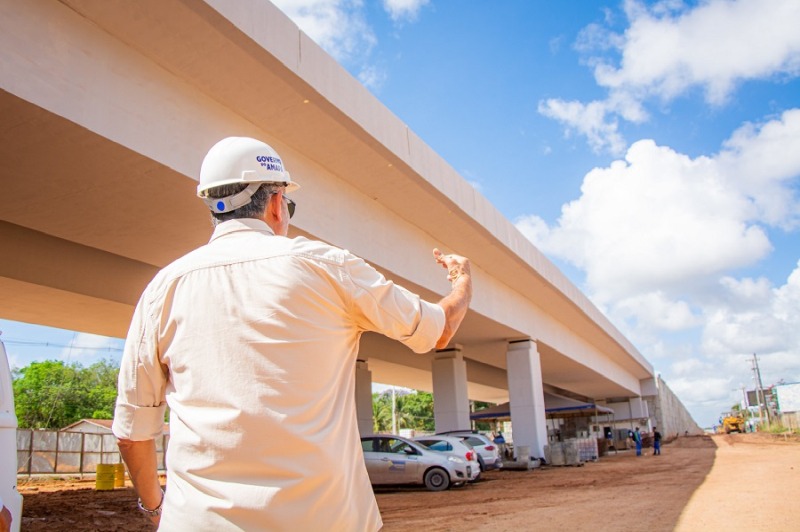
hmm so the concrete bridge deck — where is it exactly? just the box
[0,0,664,454]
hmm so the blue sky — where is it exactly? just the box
[3,0,800,428]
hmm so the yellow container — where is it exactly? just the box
[114,463,126,488]
[95,464,116,490]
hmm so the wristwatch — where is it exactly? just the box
[138,488,165,517]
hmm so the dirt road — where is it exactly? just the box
[16,433,799,531]
[674,433,799,531]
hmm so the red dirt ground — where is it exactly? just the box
[15,433,799,531]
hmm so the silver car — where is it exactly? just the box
[414,434,481,482]
[437,431,503,471]
[360,435,471,491]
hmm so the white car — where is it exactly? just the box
[437,431,503,471]
[414,435,481,481]
[360,435,471,491]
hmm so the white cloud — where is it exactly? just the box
[357,64,388,90]
[382,0,430,22]
[537,98,627,155]
[271,0,377,63]
[665,270,800,421]
[57,332,122,364]
[597,0,800,105]
[520,140,768,300]
[542,0,800,153]
[668,375,732,406]
[519,110,800,306]
[6,352,24,373]
[613,292,700,332]
[670,357,709,377]
[703,261,800,359]
[519,108,800,426]
[718,275,773,310]
[517,112,800,424]
[272,0,429,92]
[718,109,800,229]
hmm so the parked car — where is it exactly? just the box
[436,431,503,471]
[360,435,471,491]
[413,434,481,481]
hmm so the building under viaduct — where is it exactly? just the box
[0,0,701,459]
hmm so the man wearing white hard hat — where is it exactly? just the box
[113,137,472,530]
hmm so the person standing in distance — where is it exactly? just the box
[633,427,643,456]
[653,427,662,456]
[112,136,472,530]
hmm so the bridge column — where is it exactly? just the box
[355,359,373,435]
[506,339,547,459]
[432,345,470,432]
[629,396,650,430]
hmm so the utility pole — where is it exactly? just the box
[750,355,763,424]
[739,384,755,431]
[751,353,771,429]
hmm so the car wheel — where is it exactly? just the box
[423,467,450,491]
[477,455,486,472]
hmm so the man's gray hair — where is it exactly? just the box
[206,183,282,226]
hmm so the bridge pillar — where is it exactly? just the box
[629,396,650,430]
[506,339,547,459]
[355,359,373,435]
[432,345,470,432]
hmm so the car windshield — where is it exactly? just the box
[417,440,451,452]
[389,440,414,453]
[362,438,416,454]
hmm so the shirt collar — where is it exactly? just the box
[209,218,275,243]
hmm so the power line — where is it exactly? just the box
[0,338,123,352]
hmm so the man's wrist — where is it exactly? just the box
[450,272,471,288]
[138,488,165,517]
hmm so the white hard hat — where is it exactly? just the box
[198,136,300,213]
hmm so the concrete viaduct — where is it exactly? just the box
[0,0,661,457]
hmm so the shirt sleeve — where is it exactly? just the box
[343,252,445,353]
[112,289,168,441]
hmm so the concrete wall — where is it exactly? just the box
[597,376,702,438]
[654,375,704,437]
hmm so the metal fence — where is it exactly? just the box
[16,429,168,475]
[778,411,800,431]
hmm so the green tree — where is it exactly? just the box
[401,391,435,432]
[83,359,120,419]
[372,390,422,433]
[472,400,494,432]
[13,360,84,428]
[390,394,416,430]
[372,392,392,432]
[12,359,120,429]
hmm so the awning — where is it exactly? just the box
[470,393,614,420]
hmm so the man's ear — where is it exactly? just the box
[265,190,284,224]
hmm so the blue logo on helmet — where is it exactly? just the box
[256,155,283,172]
